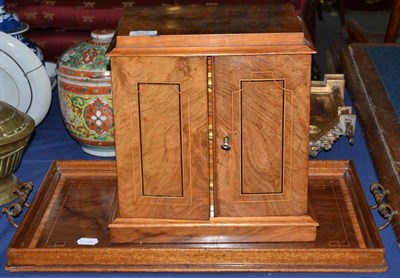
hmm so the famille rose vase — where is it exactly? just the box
[57,29,115,157]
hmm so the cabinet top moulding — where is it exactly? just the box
[109,3,316,56]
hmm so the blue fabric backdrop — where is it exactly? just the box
[368,47,400,119]
[1,84,400,277]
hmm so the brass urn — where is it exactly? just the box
[0,101,35,206]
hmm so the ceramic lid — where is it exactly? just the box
[57,29,115,80]
[0,101,35,146]
[0,0,29,35]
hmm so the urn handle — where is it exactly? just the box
[2,182,33,228]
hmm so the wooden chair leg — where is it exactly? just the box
[384,0,400,42]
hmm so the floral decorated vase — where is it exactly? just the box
[0,0,44,64]
[57,29,115,157]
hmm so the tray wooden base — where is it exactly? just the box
[6,160,387,272]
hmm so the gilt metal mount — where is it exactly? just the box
[309,74,356,157]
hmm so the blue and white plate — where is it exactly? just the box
[0,31,51,126]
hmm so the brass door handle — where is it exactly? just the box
[221,136,231,151]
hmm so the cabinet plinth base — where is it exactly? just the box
[109,216,318,244]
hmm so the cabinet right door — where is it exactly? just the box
[213,55,311,217]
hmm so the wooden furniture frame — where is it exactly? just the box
[337,42,400,247]
[339,0,399,43]
[108,3,318,244]
[385,0,400,42]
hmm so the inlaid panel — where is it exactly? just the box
[214,54,311,217]
[241,80,284,194]
[111,56,209,220]
[138,83,183,197]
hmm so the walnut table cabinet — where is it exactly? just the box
[108,3,318,244]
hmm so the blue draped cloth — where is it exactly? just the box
[1,85,400,277]
[368,47,400,119]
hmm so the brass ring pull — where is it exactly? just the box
[1,182,33,228]
[369,183,399,230]
[376,203,398,231]
[369,183,390,209]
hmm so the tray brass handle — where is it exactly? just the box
[370,183,399,230]
[1,182,33,228]
[221,136,231,151]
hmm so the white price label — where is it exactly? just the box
[129,30,158,36]
[77,238,99,246]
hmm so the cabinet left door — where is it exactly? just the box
[110,56,210,220]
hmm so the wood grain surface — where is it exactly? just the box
[108,3,315,242]
[111,56,210,220]
[108,3,315,56]
[6,160,387,272]
[214,55,312,217]
[338,43,400,247]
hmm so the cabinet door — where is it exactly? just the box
[214,55,311,217]
[111,56,210,220]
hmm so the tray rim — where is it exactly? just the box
[6,160,387,273]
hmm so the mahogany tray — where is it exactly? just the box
[6,160,387,272]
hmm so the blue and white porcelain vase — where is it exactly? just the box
[0,0,44,64]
